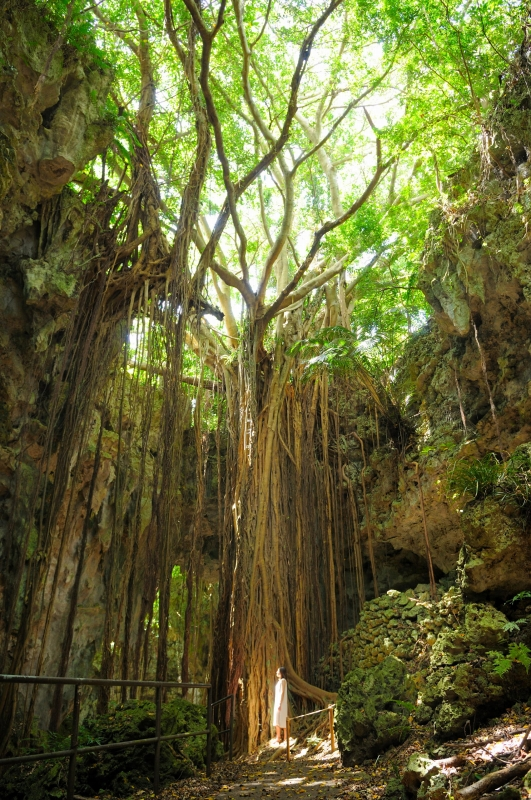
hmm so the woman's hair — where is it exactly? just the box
[278,666,287,680]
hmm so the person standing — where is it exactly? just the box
[274,666,288,743]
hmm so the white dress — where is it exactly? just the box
[274,677,288,727]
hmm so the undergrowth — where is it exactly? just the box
[446,443,531,507]
[0,698,223,800]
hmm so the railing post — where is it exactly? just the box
[154,686,162,794]
[329,706,335,753]
[229,694,235,761]
[206,686,212,777]
[286,718,290,762]
[67,684,81,800]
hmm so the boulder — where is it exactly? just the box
[430,604,507,667]
[335,656,416,765]
[422,662,505,738]
[418,602,511,738]
[402,753,439,794]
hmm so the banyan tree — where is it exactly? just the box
[0,0,523,754]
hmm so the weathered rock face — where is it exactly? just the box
[333,587,531,757]
[459,499,531,594]
[0,0,114,243]
[0,5,223,727]
[0,2,116,693]
[336,70,531,598]
[421,604,510,738]
[335,656,416,765]
[320,585,462,688]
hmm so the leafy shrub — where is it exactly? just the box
[0,697,223,800]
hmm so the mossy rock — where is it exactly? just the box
[422,662,505,738]
[430,604,508,667]
[76,697,214,795]
[336,656,415,766]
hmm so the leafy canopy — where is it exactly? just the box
[42,0,525,376]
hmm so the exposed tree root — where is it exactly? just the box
[456,756,531,800]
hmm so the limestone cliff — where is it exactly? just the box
[345,62,531,598]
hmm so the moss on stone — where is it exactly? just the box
[336,656,416,765]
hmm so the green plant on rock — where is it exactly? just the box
[446,452,502,501]
[508,591,531,605]
[503,619,528,633]
[447,444,531,507]
[489,643,531,677]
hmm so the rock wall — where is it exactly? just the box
[334,585,531,764]
[0,0,115,684]
[336,66,531,599]
[0,0,113,243]
[0,3,221,724]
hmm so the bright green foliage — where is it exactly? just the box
[489,643,531,677]
[503,619,528,633]
[34,0,109,66]
[290,325,398,417]
[41,0,527,377]
[446,452,502,501]
[292,326,374,377]
[509,591,531,605]
[447,444,531,506]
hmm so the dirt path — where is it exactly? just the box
[212,745,345,800]
[159,739,373,800]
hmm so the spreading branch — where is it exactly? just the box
[260,146,392,329]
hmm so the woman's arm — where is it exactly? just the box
[278,679,286,709]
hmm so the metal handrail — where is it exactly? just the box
[286,704,336,761]
[0,674,213,799]
[211,693,235,760]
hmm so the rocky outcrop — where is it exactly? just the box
[335,66,531,598]
[0,2,116,691]
[0,4,223,726]
[421,603,510,738]
[460,499,531,594]
[335,656,416,765]
[320,585,462,687]
[0,0,114,243]
[334,588,531,759]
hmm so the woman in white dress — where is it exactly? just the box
[274,666,288,743]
